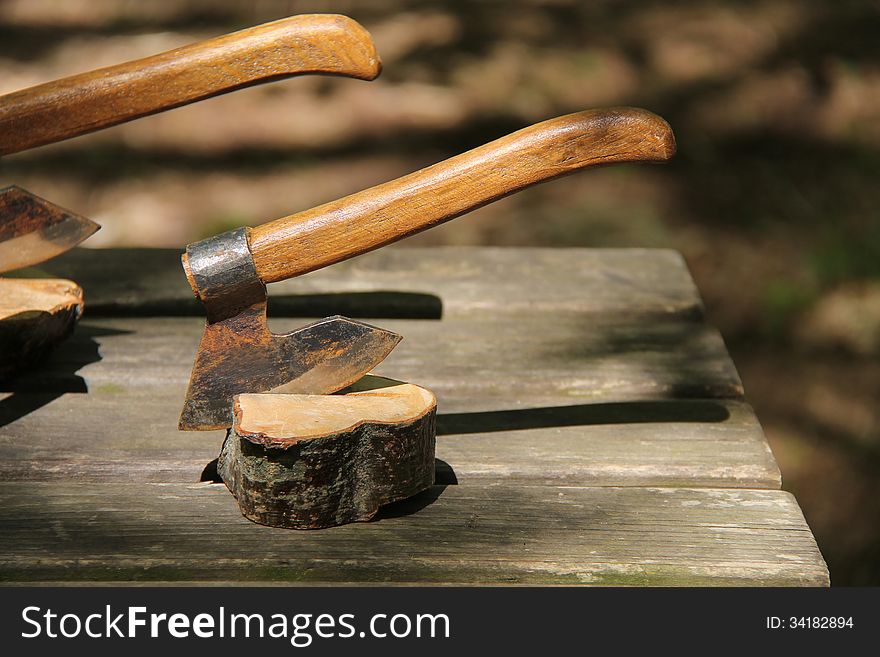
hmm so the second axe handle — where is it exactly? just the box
[0,15,380,156]
[248,107,676,283]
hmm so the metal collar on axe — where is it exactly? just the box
[179,107,676,430]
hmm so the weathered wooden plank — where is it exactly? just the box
[0,483,828,586]
[435,399,779,488]
[0,316,767,487]
[3,315,744,398]
[27,247,704,320]
[0,389,778,488]
[0,247,819,586]
[0,393,779,488]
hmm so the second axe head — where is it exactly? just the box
[0,186,100,273]
[179,108,677,430]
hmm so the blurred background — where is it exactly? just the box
[1,0,878,584]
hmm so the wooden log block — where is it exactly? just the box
[218,381,437,529]
[0,278,83,378]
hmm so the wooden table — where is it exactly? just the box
[0,247,828,585]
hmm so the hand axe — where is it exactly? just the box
[0,14,380,156]
[179,107,676,430]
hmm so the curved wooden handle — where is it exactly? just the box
[0,14,380,156]
[249,107,676,283]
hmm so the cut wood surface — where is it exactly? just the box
[0,247,825,585]
[0,278,83,321]
[0,483,828,585]
[220,384,436,529]
[0,278,83,378]
[235,383,436,444]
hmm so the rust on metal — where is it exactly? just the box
[178,228,402,430]
[0,186,100,273]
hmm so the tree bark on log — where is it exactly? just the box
[218,382,437,529]
[0,278,83,378]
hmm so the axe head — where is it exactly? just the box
[179,228,401,431]
[0,186,100,273]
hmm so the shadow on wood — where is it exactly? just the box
[267,291,442,320]
[16,248,445,319]
[0,324,129,427]
[436,400,731,436]
[199,458,223,483]
[373,467,455,521]
[83,291,444,320]
[372,486,450,521]
[433,458,459,485]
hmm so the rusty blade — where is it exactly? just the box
[179,315,402,431]
[0,185,99,273]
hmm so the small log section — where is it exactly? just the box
[220,384,437,529]
[0,278,83,378]
[0,247,829,585]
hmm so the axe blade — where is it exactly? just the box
[0,186,100,273]
[179,314,402,431]
[178,228,402,431]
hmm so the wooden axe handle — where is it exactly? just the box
[249,107,676,283]
[0,15,380,156]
